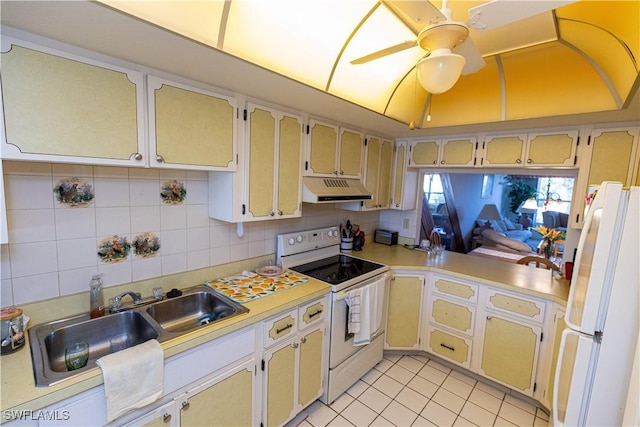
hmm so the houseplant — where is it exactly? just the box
[533,225,566,259]
[505,177,537,214]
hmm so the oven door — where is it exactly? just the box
[329,273,389,369]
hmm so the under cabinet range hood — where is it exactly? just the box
[302,177,372,203]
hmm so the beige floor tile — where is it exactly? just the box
[453,416,478,426]
[535,408,549,422]
[306,402,339,427]
[417,364,448,385]
[346,379,369,398]
[504,395,537,415]
[398,355,427,373]
[385,354,402,363]
[375,357,395,373]
[474,381,506,400]
[460,401,497,427]
[372,374,404,398]
[498,401,535,427]
[370,415,395,426]
[358,386,393,413]
[449,369,477,386]
[341,400,378,426]
[330,392,355,413]
[407,375,440,399]
[427,359,452,374]
[395,387,430,414]
[493,416,517,426]
[421,401,458,427]
[432,388,466,414]
[386,364,416,385]
[362,367,384,385]
[381,401,419,427]
[534,416,548,427]
[326,414,354,427]
[412,415,438,426]
[410,354,430,364]
[442,375,474,399]
[468,388,503,415]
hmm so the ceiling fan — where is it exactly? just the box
[351,0,576,94]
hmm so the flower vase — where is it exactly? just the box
[543,241,553,259]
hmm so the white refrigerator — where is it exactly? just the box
[553,182,640,426]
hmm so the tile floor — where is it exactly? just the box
[289,353,550,427]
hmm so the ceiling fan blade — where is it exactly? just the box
[382,0,446,34]
[454,37,485,75]
[467,0,577,31]
[350,40,418,65]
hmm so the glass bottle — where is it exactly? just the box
[89,274,105,318]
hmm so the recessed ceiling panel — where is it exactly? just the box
[224,0,374,91]
[100,1,224,47]
[502,42,616,120]
[330,4,423,113]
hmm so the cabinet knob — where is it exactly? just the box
[269,211,275,216]
[486,315,492,320]
[334,170,339,175]
[432,160,437,165]
[156,155,165,163]
[132,153,143,161]
[277,210,283,216]
[301,337,307,344]
[163,413,172,423]
[440,160,445,165]
[292,342,299,349]
[395,203,400,207]
[527,159,533,164]
[515,159,522,164]
[181,401,190,411]
[339,170,344,175]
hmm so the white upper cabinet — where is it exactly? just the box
[147,75,237,171]
[305,120,364,179]
[409,137,477,168]
[0,37,146,166]
[480,130,579,168]
[390,140,418,211]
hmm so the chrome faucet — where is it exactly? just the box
[110,291,142,312]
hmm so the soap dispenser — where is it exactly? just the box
[89,274,105,318]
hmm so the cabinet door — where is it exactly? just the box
[148,76,237,170]
[482,135,526,166]
[363,136,382,209]
[440,138,476,167]
[1,41,145,166]
[546,309,566,409]
[426,325,472,369]
[298,327,325,408]
[276,113,303,217]
[480,314,541,396]
[180,360,255,427]
[264,338,297,427]
[247,105,277,218]
[525,131,578,167]
[338,128,363,178]
[410,140,440,166]
[385,274,423,350]
[378,139,394,209]
[307,120,338,176]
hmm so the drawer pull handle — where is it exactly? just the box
[309,309,323,319]
[181,401,190,411]
[276,323,293,334]
[440,343,455,352]
[163,413,172,423]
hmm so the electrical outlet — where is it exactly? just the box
[403,218,410,229]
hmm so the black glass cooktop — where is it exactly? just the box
[289,255,385,285]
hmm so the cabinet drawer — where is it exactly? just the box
[485,288,545,323]
[426,325,472,369]
[432,276,478,304]
[299,298,326,329]
[264,309,298,347]
[430,297,475,335]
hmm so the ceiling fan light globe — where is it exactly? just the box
[417,52,466,94]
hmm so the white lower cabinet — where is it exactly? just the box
[261,297,328,427]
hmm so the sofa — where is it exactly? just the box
[472,219,542,252]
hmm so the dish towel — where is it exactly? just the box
[345,287,362,334]
[349,278,386,346]
[96,339,164,422]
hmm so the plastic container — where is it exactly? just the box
[89,275,105,318]
[0,307,25,355]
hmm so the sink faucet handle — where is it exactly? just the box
[109,297,121,311]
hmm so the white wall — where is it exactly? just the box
[0,161,380,307]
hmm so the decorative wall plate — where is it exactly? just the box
[160,180,186,205]
[133,232,160,258]
[53,177,94,207]
[97,235,131,263]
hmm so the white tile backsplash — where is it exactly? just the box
[1,161,386,306]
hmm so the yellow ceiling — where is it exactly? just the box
[98,0,639,130]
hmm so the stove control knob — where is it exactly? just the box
[288,237,295,246]
[296,235,303,243]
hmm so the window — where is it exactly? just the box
[423,174,448,228]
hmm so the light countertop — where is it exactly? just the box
[1,245,569,416]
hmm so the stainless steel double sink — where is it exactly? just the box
[28,285,248,386]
